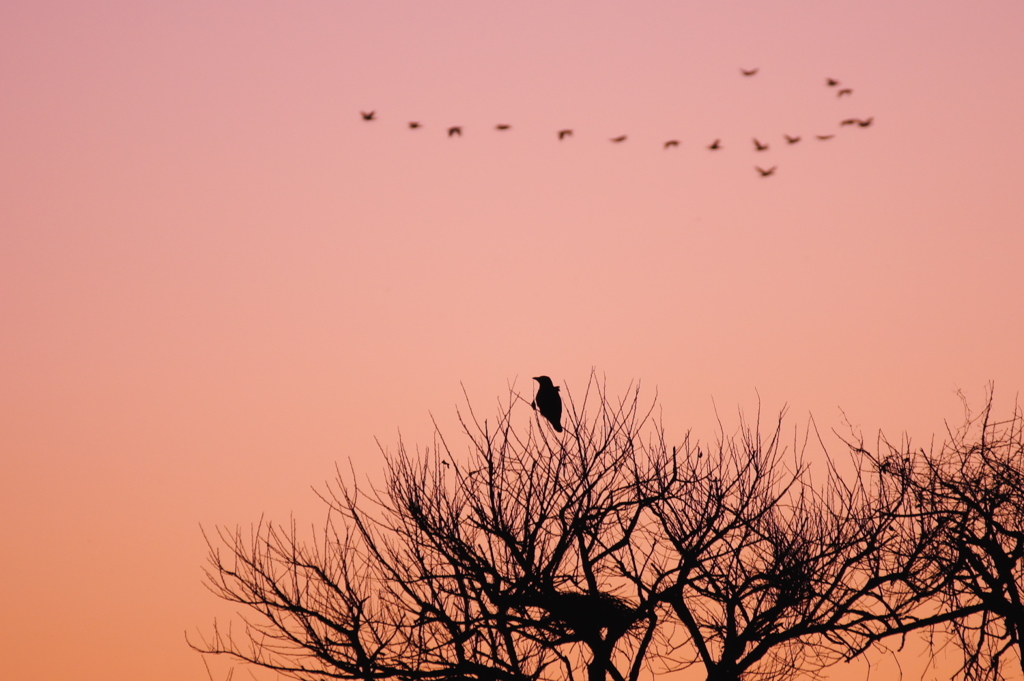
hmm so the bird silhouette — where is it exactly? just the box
[756,166,777,177]
[496,124,511,130]
[448,126,462,137]
[664,140,680,149]
[361,111,376,121]
[532,376,563,433]
[816,134,835,140]
[784,134,801,144]
[558,129,573,140]
[753,138,769,151]
[857,117,874,127]
[408,121,421,129]
[610,135,627,143]
[837,88,853,97]
[841,118,859,126]
[741,68,759,76]
[826,78,840,87]
[708,139,722,150]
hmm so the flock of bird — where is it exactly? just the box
[360,71,874,177]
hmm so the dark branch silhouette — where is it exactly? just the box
[193,378,1003,681]
[862,390,1024,681]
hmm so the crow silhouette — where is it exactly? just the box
[837,88,853,97]
[784,134,801,144]
[558,129,573,140]
[756,166,777,176]
[532,376,563,433]
[448,126,462,137]
[754,138,769,151]
[610,135,627,143]
[708,139,722,150]
[496,124,511,130]
[361,111,376,121]
[664,140,680,149]
[741,68,759,76]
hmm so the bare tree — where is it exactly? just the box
[193,378,945,681]
[643,410,941,681]
[194,379,672,681]
[868,391,1024,680]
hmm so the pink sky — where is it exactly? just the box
[2,1,1023,679]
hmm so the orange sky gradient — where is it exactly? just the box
[2,2,1023,680]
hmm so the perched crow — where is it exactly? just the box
[837,88,853,97]
[741,68,759,76]
[784,134,801,144]
[756,166,777,177]
[753,138,769,151]
[532,376,563,433]
[361,111,376,120]
[408,121,421,129]
[708,139,722,150]
[496,124,511,130]
[610,135,627,143]
[448,126,462,137]
[558,129,573,140]
[664,140,680,148]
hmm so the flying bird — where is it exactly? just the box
[448,126,462,137]
[826,78,840,87]
[816,134,835,140]
[756,166,777,177]
[408,121,421,129]
[741,68,759,76]
[360,111,376,121]
[841,118,859,126]
[496,124,511,130]
[610,135,627,143]
[664,139,680,148]
[784,134,801,144]
[857,117,874,127]
[532,376,563,433]
[753,138,769,151]
[558,129,573,140]
[837,88,853,97]
[708,139,722,150]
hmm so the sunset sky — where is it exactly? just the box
[2,2,1023,679]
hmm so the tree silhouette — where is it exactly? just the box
[193,378,1005,681]
[866,390,1024,681]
